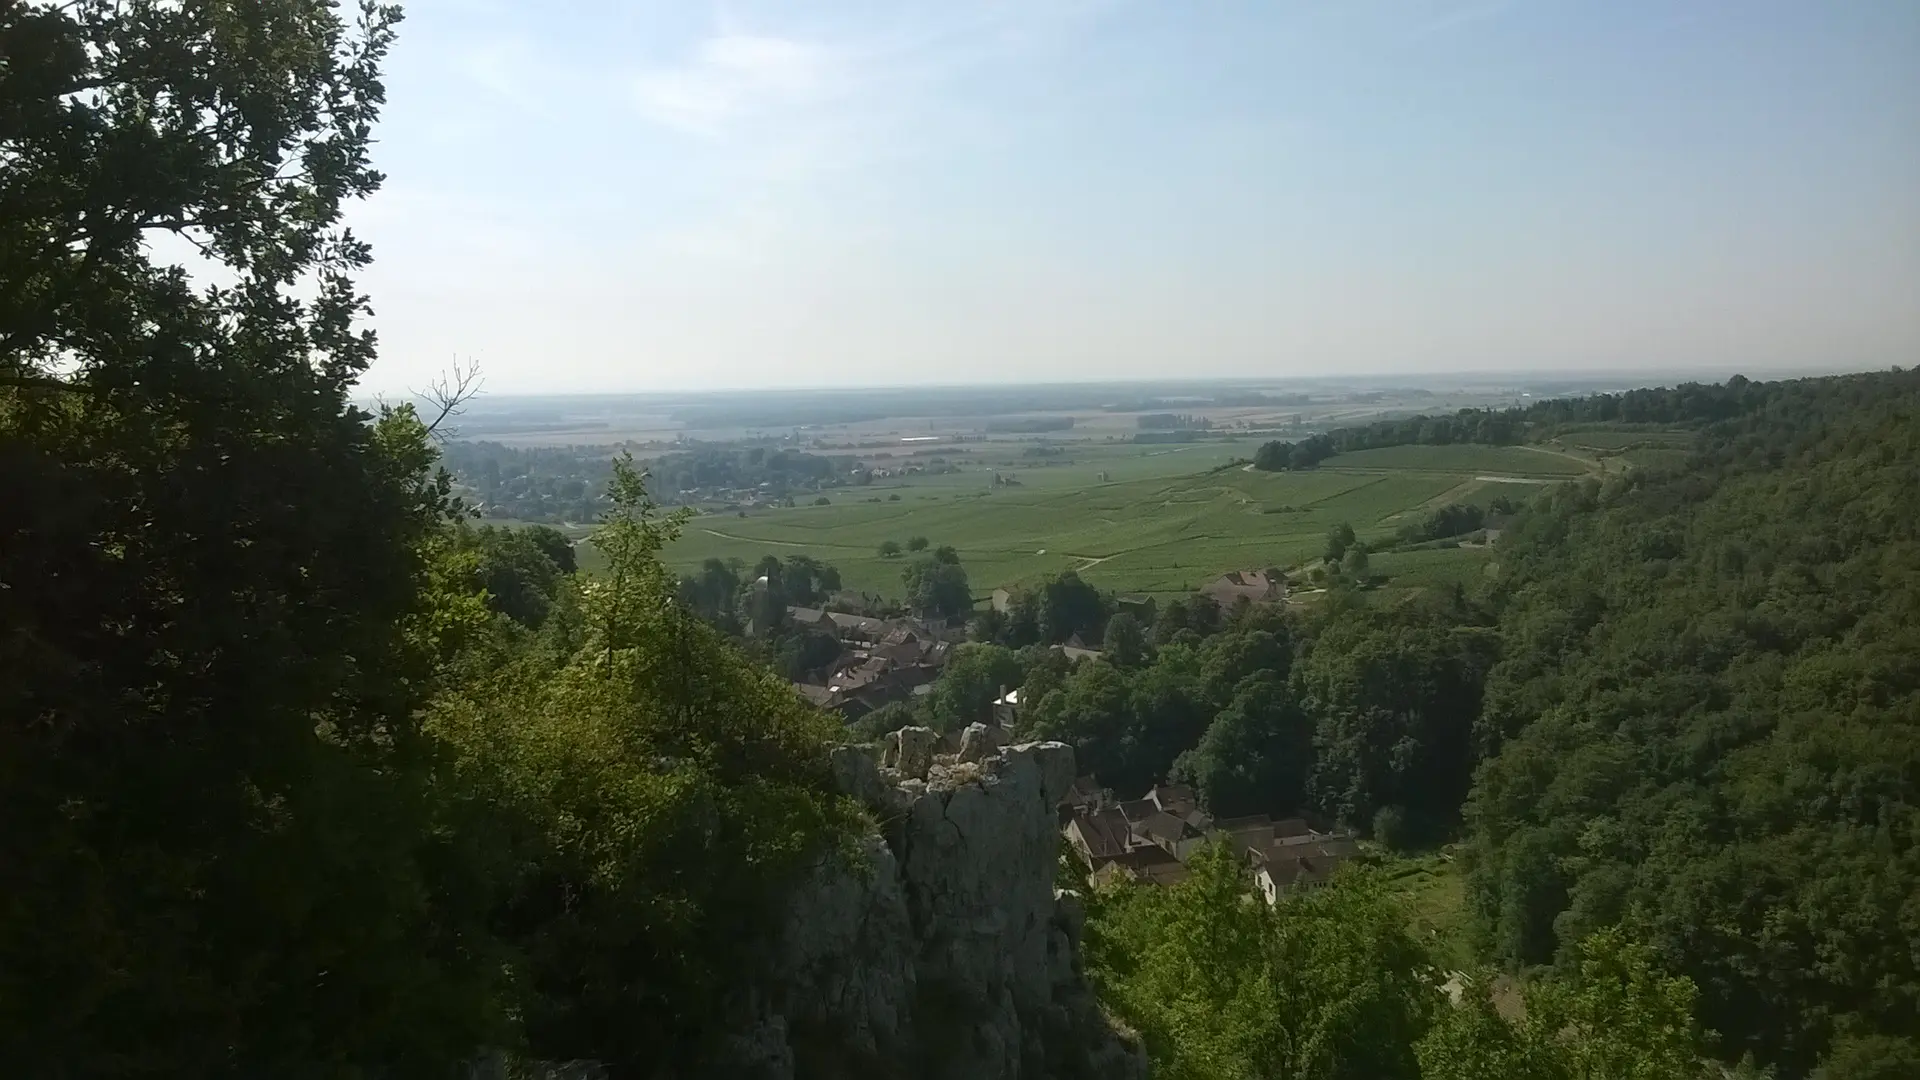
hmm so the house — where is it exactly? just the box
[1135,810,1208,861]
[1248,833,1361,905]
[1060,776,1107,813]
[1053,642,1104,663]
[1146,782,1197,817]
[1065,807,1134,862]
[1199,570,1286,608]
[787,606,836,632]
[991,686,1023,729]
[826,611,891,641]
[1091,845,1190,887]
[1114,595,1157,622]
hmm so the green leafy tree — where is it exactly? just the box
[1103,611,1152,668]
[1341,544,1370,579]
[1419,929,1704,1080]
[1172,674,1312,818]
[524,524,579,574]
[1326,522,1357,563]
[1086,846,1437,1080]
[877,539,902,558]
[427,456,862,1070]
[925,643,1024,732]
[1812,1035,1920,1080]
[0,0,518,1069]
[903,555,972,621]
[906,535,929,551]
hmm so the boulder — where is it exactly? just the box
[958,721,1009,763]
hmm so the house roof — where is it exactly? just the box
[788,606,830,625]
[1055,644,1104,662]
[1095,845,1190,886]
[1200,570,1285,604]
[1147,782,1197,815]
[1136,810,1199,848]
[792,683,837,708]
[1272,817,1314,838]
[1116,799,1156,823]
[1067,808,1133,860]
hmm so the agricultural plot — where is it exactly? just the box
[1325,443,1594,477]
[1552,427,1695,451]
[659,439,1594,599]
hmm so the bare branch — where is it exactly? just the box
[414,355,483,439]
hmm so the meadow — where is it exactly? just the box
[657,440,1599,599]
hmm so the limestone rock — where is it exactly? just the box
[959,721,1009,763]
[714,731,1143,1080]
[879,725,938,780]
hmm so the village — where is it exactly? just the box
[785,564,1356,903]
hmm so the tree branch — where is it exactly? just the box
[414,355,483,439]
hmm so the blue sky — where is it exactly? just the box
[353,1,1920,393]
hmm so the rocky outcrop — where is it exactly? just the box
[724,734,1147,1080]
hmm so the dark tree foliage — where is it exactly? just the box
[902,555,972,621]
[1396,502,1486,545]
[1250,376,1777,472]
[0,0,506,1069]
[457,523,570,627]
[1465,369,1920,1073]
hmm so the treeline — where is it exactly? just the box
[1137,412,1211,429]
[983,415,1075,433]
[1251,374,1794,472]
[1086,846,1739,1080]
[644,444,841,498]
[1466,368,1920,1073]
[441,440,619,522]
[1061,368,1920,1077]
[891,369,1920,1076]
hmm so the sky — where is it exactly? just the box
[352,0,1920,394]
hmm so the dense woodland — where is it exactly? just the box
[2,3,1915,1077]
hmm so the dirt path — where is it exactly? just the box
[699,528,815,547]
[1474,475,1551,485]
[1518,443,1600,470]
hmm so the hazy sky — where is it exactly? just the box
[353,0,1920,394]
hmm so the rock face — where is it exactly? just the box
[726,733,1146,1080]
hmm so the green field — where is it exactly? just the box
[1375,848,1474,971]
[655,439,1597,599]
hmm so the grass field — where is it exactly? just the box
[1374,847,1474,971]
[650,437,1601,598]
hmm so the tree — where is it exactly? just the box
[1813,1036,1920,1080]
[1037,570,1109,645]
[1326,522,1357,563]
[1418,929,1703,1080]
[906,536,929,551]
[1086,847,1437,1080]
[428,455,863,1072]
[925,644,1025,732]
[525,524,579,575]
[1172,674,1312,818]
[933,545,960,565]
[1104,612,1151,668]
[0,0,508,1069]
[902,556,972,621]
[461,523,566,627]
[1342,544,1370,579]
[877,540,902,558]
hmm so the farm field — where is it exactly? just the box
[656,440,1600,599]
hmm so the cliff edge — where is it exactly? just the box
[722,727,1147,1080]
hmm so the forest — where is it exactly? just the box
[2,2,1915,1077]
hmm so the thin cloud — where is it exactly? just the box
[633,33,845,137]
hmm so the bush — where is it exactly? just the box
[813,496,831,506]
